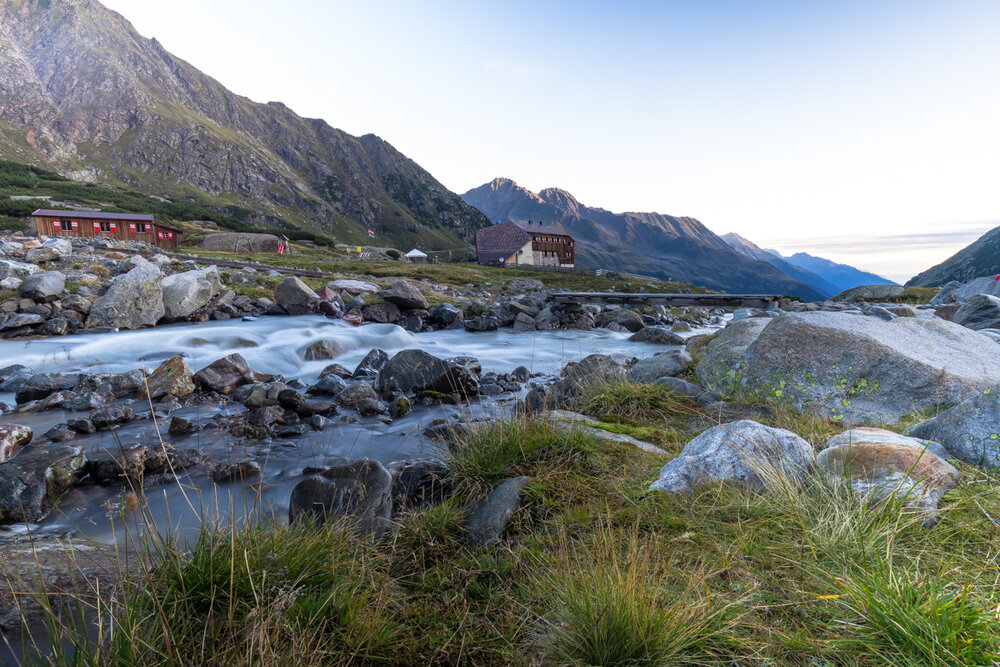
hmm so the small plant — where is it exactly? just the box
[582,379,695,423]
[385,249,400,260]
[443,416,597,493]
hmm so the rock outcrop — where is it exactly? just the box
[86,263,164,330]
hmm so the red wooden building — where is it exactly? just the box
[32,209,182,249]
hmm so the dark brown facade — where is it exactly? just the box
[32,209,182,249]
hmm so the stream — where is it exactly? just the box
[0,315,718,546]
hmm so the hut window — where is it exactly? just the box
[130,222,150,233]
[158,231,174,240]
[98,221,115,232]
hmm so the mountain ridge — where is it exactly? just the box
[462,178,824,300]
[907,224,1000,286]
[720,233,840,298]
[0,0,489,248]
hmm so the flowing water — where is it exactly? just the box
[0,315,718,546]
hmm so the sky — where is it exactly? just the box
[99,0,1000,282]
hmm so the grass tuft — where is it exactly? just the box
[582,379,697,423]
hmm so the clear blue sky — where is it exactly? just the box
[100,0,1000,281]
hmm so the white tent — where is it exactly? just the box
[404,248,428,263]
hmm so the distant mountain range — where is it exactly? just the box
[0,0,488,248]
[720,233,841,298]
[462,178,825,300]
[908,224,1000,286]
[773,251,897,292]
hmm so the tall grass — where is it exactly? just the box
[582,379,696,423]
[543,524,737,666]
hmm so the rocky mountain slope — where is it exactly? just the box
[721,233,840,298]
[770,251,896,292]
[907,224,1000,286]
[0,0,488,248]
[463,178,824,300]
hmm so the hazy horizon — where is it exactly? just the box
[99,0,1000,281]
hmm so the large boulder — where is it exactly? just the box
[161,266,222,320]
[288,459,392,540]
[909,388,1000,468]
[825,427,950,460]
[833,284,904,302]
[377,281,428,310]
[302,339,343,361]
[193,354,255,395]
[145,356,196,399]
[0,423,31,462]
[18,271,65,303]
[0,259,39,280]
[86,263,164,330]
[952,294,1000,331]
[374,349,478,396]
[24,246,61,264]
[950,276,1000,304]
[697,312,1000,423]
[649,420,813,494]
[328,279,379,295]
[0,442,86,524]
[273,277,320,315]
[629,350,693,383]
[40,237,72,258]
[816,441,959,522]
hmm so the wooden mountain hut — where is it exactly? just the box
[31,209,182,249]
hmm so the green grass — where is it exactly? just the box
[868,286,939,304]
[582,379,698,423]
[16,397,1000,665]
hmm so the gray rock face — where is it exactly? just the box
[952,294,1000,330]
[193,354,255,395]
[628,327,685,345]
[329,279,379,295]
[834,284,904,302]
[40,237,72,257]
[353,349,389,377]
[1,313,44,331]
[429,303,462,326]
[816,441,959,522]
[288,459,392,539]
[698,311,1000,423]
[18,271,65,302]
[378,281,428,310]
[909,388,1000,468]
[929,281,962,306]
[273,277,320,315]
[649,420,813,494]
[146,356,196,399]
[362,302,400,323]
[0,423,32,462]
[950,276,1000,303]
[464,476,530,547]
[655,376,705,398]
[334,382,379,408]
[86,263,164,330]
[629,350,693,383]
[374,349,479,396]
[161,266,221,320]
[0,442,86,524]
[0,259,39,280]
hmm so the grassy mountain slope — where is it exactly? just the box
[0,0,488,249]
[463,178,824,300]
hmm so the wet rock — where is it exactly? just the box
[247,405,284,426]
[353,348,389,377]
[362,302,400,324]
[14,373,77,404]
[356,397,387,416]
[288,459,393,539]
[649,420,813,494]
[320,363,353,379]
[212,461,261,483]
[18,271,65,303]
[389,396,411,418]
[628,327,685,345]
[277,389,308,410]
[512,366,530,382]
[0,442,86,524]
[1,313,44,332]
[143,445,201,475]
[342,307,364,326]
[43,424,76,443]
[512,312,536,332]
[168,416,196,435]
[88,446,147,483]
[273,277,320,315]
[817,442,959,523]
[378,281,428,310]
[552,354,624,406]
[387,458,448,511]
[374,349,479,396]
[595,309,644,332]
[908,388,1000,468]
[146,356,196,399]
[334,382,378,409]
[90,405,134,429]
[429,303,462,326]
[310,414,328,431]
[67,418,96,434]
[463,314,499,332]
[193,354,255,395]
[0,423,31,462]
[275,423,308,437]
[629,350,693,383]
[86,263,164,330]
[302,339,343,361]
[464,476,531,547]
[295,399,337,417]
[399,315,424,332]
[41,317,71,336]
[308,374,348,396]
